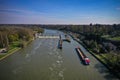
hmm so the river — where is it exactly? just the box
[0,29,119,80]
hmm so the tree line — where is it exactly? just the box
[0,25,44,49]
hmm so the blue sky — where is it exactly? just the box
[0,0,120,24]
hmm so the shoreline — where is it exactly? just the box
[0,39,33,61]
[0,48,21,61]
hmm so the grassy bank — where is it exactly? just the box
[0,47,21,61]
[102,35,120,41]
[0,39,33,61]
[0,26,44,61]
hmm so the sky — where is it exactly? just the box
[0,0,120,24]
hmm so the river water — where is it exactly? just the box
[0,29,119,80]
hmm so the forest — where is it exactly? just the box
[0,25,44,52]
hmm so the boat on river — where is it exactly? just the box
[58,39,62,49]
[76,47,90,65]
[63,35,71,42]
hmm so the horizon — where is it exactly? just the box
[0,0,120,24]
[0,23,119,25]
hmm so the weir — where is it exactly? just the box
[38,36,59,39]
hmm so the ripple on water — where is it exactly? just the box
[56,60,63,67]
[49,67,53,71]
[48,52,53,55]
[49,59,65,80]
[58,55,63,60]
[58,71,64,77]
[34,42,41,50]
[49,47,53,50]
[31,50,35,54]
[55,52,59,55]
[52,63,57,68]
[56,60,61,64]
[49,67,65,80]
[53,48,57,52]
[25,54,29,58]
[12,67,22,75]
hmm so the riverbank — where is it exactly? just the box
[0,48,21,61]
[0,39,33,61]
[69,32,120,79]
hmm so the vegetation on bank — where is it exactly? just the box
[0,25,44,60]
[70,25,120,77]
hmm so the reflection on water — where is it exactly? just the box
[0,29,119,80]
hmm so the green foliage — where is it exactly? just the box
[0,32,9,48]
[16,27,33,41]
[0,26,35,48]
[8,34,19,42]
[109,37,120,41]
[0,25,45,48]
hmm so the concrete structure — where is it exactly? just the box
[38,36,59,39]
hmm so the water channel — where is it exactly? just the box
[0,29,119,80]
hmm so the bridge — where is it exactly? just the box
[35,33,60,39]
[38,35,59,39]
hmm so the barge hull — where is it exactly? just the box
[76,47,90,65]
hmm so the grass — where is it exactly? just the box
[0,41,21,61]
[95,54,109,64]
[102,35,110,38]
[0,47,20,61]
[0,40,33,61]
[0,55,5,58]
[9,41,20,49]
[108,37,120,41]
[102,35,120,41]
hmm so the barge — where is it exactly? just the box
[76,47,90,65]
[57,35,62,49]
[63,35,71,42]
[58,39,62,49]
